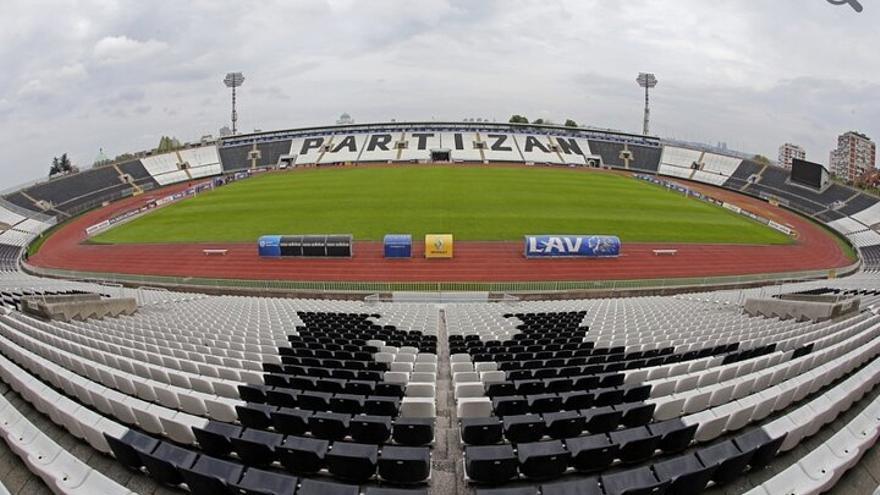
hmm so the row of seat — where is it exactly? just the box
[745,363,880,494]
[0,345,136,493]
[466,426,779,487]
[260,375,413,398]
[295,312,437,354]
[460,405,657,445]
[186,423,430,483]
[270,358,437,377]
[474,342,880,494]
[232,402,434,444]
[0,308,436,490]
[108,432,431,488]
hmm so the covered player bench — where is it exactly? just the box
[652,249,678,256]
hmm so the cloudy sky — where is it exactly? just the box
[1,0,877,186]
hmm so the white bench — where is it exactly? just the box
[202,249,228,256]
[653,249,678,256]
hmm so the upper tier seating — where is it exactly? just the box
[219,140,294,172]
[586,141,662,173]
[117,158,160,190]
[9,167,132,216]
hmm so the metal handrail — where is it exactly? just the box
[20,259,862,295]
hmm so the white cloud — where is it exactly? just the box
[93,35,167,65]
[16,63,87,99]
[0,0,878,186]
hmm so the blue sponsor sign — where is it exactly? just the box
[384,234,412,258]
[258,235,282,257]
[524,235,621,258]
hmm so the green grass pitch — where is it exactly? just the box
[91,166,792,245]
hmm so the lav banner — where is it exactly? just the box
[524,235,621,258]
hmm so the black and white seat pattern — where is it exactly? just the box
[2,274,880,494]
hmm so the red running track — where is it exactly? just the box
[29,177,853,282]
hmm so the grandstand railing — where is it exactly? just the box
[21,260,862,295]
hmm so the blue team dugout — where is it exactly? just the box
[258,235,282,257]
[384,234,412,258]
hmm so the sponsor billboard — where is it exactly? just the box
[524,235,621,258]
[84,181,213,236]
[768,220,794,236]
[425,234,454,258]
[384,234,412,258]
[257,235,282,257]
[258,234,352,258]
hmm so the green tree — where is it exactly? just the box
[752,154,772,166]
[157,136,182,153]
[49,153,76,176]
[564,119,578,127]
[49,156,60,176]
[508,115,529,124]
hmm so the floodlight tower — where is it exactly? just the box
[636,72,658,136]
[224,72,245,134]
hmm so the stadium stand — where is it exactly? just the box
[180,146,223,180]
[7,124,880,493]
[2,263,879,493]
[116,158,158,187]
[700,153,743,179]
[852,203,880,230]
[4,123,872,230]
[658,147,702,181]
[322,135,369,164]
[587,141,661,172]
[517,135,564,165]
[480,134,523,163]
[723,160,764,190]
[841,194,880,217]
[817,209,847,224]
[5,167,132,216]
[0,205,25,228]
[861,246,880,271]
[2,192,41,213]
[829,216,872,236]
[219,139,295,172]
[431,133,476,162]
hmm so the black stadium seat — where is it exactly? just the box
[378,446,431,483]
[193,422,242,457]
[105,431,159,470]
[392,417,435,446]
[601,466,669,495]
[180,456,244,494]
[138,441,198,486]
[277,436,328,474]
[230,429,282,466]
[232,468,299,495]
[466,445,518,484]
[350,415,393,444]
[298,478,360,495]
[653,453,715,495]
[462,417,504,445]
[696,439,753,484]
[516,440,571,479]
[325,442,379,483]
[566,434,618,472]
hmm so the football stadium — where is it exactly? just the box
[2,2,880,495]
